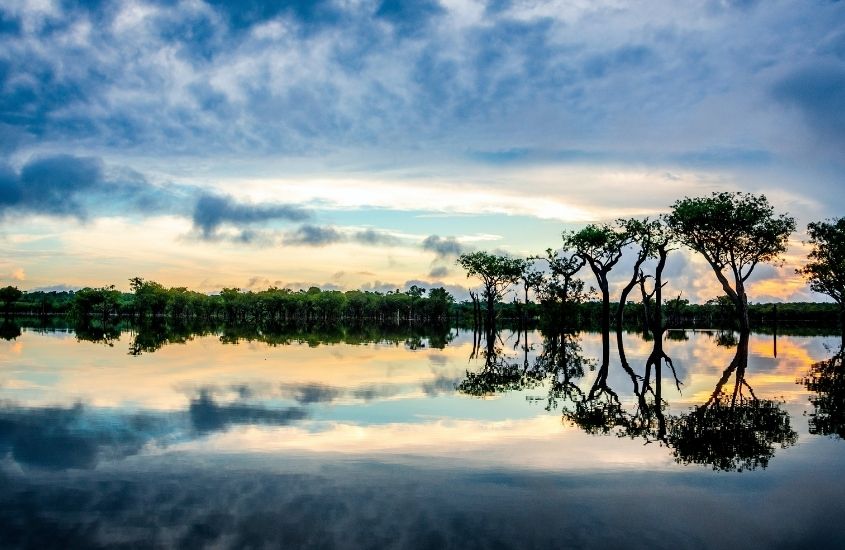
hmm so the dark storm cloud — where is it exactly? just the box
[192,193,312,238]
[0,155,102,217]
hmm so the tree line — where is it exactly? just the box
[0,281,455,324]
[1,191,842,331]
[457,191,845,336]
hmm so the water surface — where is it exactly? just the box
[1,324,843,548]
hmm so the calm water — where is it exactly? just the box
[1,324,844,549]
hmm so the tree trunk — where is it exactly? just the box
[737,286,750,333]
[617,254,648,333]
[600,277,610,368]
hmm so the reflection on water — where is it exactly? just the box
[803,344,845,440]
[1,321,844,547]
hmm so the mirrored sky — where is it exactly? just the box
[1,328,840,472]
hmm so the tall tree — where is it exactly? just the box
[457,251,524,330]
[533,248,586,326]
[563,223,629,364]
[799,217,845,337]
[667,192,795,332]
[615,218,665,333]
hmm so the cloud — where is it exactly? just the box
[282,225,402,247]
[192,193,311,237]
[772,62,845,145]
[189,390,308,433]
[0,155,103,218]
[1,0,840,172]
[282,224,343,246]
[429,266,449,278]
[422,235,465,258]
[0,154,189,221]
[0,403,167,471]
[354,228,401,246]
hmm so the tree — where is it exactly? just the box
[457,251,524,330]
[532,248,587,326]
[129,277,168,318]
[0,285,23,315]
[799,217,845,336]
[72,286,121,323]
[667,192,795,332]
[615,217,666,332]
[563,223,629,367]
[563,224,630,333]
[425,287,453,322]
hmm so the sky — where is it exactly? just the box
[0,0,844,302]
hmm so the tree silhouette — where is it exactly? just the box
[532,248,587,327]
[615,218,665,332]
[667,192,795,332]
[0,285,23,316]
[457,251,524,331]
[563,224,629,333]
[799,217,845,338]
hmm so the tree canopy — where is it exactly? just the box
[799,217,845,307]
[667,191,795,329]
[0,285,23,313]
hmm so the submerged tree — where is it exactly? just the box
[799,218,845,338]
[667,192,795,332]
[457,251,525,330]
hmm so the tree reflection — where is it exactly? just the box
[0,320,22,341]
[73,319,122,347]
[802,343,845,439]
[668,333,797,471]
[536,332,588,412]
[458,327,545,397]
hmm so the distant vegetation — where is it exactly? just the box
[0,281,455,325]
[0,192,842,333]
